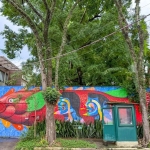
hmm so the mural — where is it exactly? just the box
[0,86,148,137]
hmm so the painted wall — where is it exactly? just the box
[0,86,147,137]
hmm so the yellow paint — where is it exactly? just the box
[83,113,88,116]
[64,99,73,121]
[1,118,11,128]
[92,100,102,120]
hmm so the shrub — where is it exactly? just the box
[42,87,61,105]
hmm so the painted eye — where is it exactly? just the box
[8,99,14,103]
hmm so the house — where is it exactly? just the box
[0,56,26,86]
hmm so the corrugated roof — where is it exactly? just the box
[0,56,20,70]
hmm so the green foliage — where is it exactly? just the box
[15,137,96,150]
[56,120,103,138]
[15,138,48,150]
[20,120,46,142]
[121,78,139,102]
[43,87,61,105]
[32,119,103,138]
[6,71,22,86]
[36,119,46,137]
[56,120,76,138]
[54,138,96,149]
[16,120,98,149]
[20,126,35,141]
[19,119,143,149]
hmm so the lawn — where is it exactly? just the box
[15,138,97,150]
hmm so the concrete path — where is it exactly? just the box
[0,138,19,150]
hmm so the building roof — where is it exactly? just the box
[106,102,139,105]
[0,56,20,71]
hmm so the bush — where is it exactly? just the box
[43,87,61,105]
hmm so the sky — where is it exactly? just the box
[0,1,150,69]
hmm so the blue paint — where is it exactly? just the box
[0,120,28,138]
[0,86,23,97]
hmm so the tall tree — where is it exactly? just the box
[0,0,106,144]
[115,0,150,145]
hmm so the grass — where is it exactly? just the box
[15,137,48,150]
[15,138,97,150]
[52,138,96,148]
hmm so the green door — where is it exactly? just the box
[102,107,116,142]
[116,105,137,141]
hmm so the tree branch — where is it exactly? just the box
[43,0,56,44]
[80,8,86,23]
[8,0,47,90]
[9,0,40,42]
[115,0,137,64]
[55,1,78,89]
[60,1,78,53]
[25,0,44,22]
[89,14,101,22]
[62,0,67,10]
[42,0,50,12]
[135,0,144,63]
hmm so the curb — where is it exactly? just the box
[34,147,150,150]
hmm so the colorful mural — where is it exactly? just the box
[0,86,148,137]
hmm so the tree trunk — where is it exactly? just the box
[115,0,150,145]
[37,45,55,145]
[46,102,56,145]
[139,85,149,144]
[46,46,53,87]
[135,0,150,144]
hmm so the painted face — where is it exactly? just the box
[85,97,99,116]
[86,101,96,113]
[57,97,69,114]
[84,96,104,120]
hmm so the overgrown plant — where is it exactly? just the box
[30,119,103,138]
[22,119,143,141]
[43,87,61,105]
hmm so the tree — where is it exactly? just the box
[114,0,150,145]
[1,0,69,145]
[0,0,107,145]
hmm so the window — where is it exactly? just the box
[118,107,133,125]
[0,71,4,82]
[103,108,113,125]
[0,71,8,83]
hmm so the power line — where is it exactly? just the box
[39,15,150,60]
[3,3,150,68]
[20,18,150,69]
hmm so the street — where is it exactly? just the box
[0,138,19,150]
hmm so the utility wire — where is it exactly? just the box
[38,15,150,60]
[4,2,150,68]
[20,17,150,69]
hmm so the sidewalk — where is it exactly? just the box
[34,147,150,150]
[34,138,150,150]
[0,138,19,150]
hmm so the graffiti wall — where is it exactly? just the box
[0,86,148,137]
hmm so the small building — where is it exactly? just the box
[102,102,138,147]
[0,56,26,86]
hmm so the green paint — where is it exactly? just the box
[26,91,45,111]
[106,88,127,98]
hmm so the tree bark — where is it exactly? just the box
[115,0,150,145]
[9,0,56,145]
[46,102,56,145]
[55,2,78,89]
[135,0,150,144]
